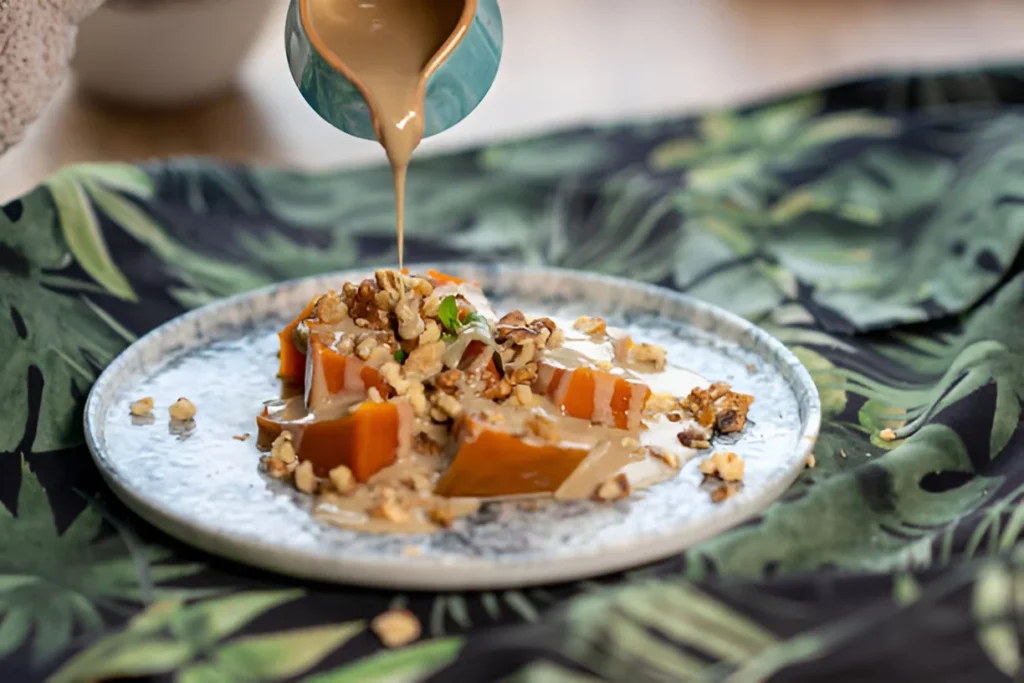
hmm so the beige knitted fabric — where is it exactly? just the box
[0,0,104,153]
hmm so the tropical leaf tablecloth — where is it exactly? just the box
[4,67,1024,682]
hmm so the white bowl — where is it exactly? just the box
[72,0,278,107]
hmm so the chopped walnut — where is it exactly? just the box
[620,436,640,449]
[413,432,444,456]
[168,397,196,422]
[666,413,683,423]
[404,341,445,379]
[699,451,745,482]
[880,428,897,441]
[403,545,422,557]
[512,384,537,407]
[515,340,536,365]
[264,456,290,479]
[499,325,539,346]
[375,269,404,304]
[380,362,410,395]
[355,335,379,360]
[337,335,356,356]
[710,483,739,503]
[372,609,421,649]
[418,319,441,345]
[315,291,348,323]
[421,294,442,318]
[406,382,428,417]
[233,433,250,442]
[429,504,455,528]
[271,431,297,464]
[433,392,463,420]
[498,310,528,327]
[329,465,355,493]
[713,390,755,434]
[547,327,565,349]
[407,276,434,297]
[373,499,411,524]
[682,387,716,428]
[596,473,631,501]
[482,376,514,401]
[805,454,816,469]
[130,397,154,417]
[630,343,667,371]
[366,345,394,369]
[649,446,680,469]
[396,296,425,340]
[433,369,463,394]
[707,382,731,400]
[677,424,712,450]
[294,460,317,493]
[574,316,607,335]
[645,393,680,415]
[526,413,559,442]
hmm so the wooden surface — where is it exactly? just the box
[3,0,1024,203]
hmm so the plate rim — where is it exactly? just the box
[84,263,822,589]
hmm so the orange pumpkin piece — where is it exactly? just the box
[278,296,319,385]
[434,416,591,498]
[258,400,411,481]
[305,334,392,411]
[534,364,650,431]
[426,269,467,286]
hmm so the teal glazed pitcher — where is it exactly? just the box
[285,0,503,141]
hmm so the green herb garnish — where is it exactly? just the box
[462,311,487,327]
[394,349,408,363]
[438,295,461,332]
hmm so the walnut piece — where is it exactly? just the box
[372,609,422,649]
[630,343,667,371]
[404,341,445,379]
[677,424,712,450]
[512,384,537,407]
[699,451,745,482]
[596,473,631,501]
[293,460,317,493]
[433,392,463,420]
[130,397,154,417]
[315,291,348,323]
[168,397,196,421]
[433,369,463,394]
[682,388,715,428]
[713,390,755,434]
[880,428,897,441]
[271,432,297,464]
[525,413,559,442]
[418,319,441,345]
[329,465,355,493]
[645,393,679,415]
[711,483,740,503]
[233,433,250,442]
[395,296,425,340]
[573,316,607,335]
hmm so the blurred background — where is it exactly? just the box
[2,0,1023,203]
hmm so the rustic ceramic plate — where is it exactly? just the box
[84,264,820,590]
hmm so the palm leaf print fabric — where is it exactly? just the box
[3,68,1024,682]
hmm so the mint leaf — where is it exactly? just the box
[462,311,487,327]
[438,295,460,332]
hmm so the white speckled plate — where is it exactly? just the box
[84,265,820,590]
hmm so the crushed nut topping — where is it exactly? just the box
[329,465,355,493]
[677,424,712,450]
[130,397,154,417]
[294,460,317,493]
[699,451,745,482]
[168,397,196,422]
[631,343,667,371]
[233,433,250,442]
[372,609,421,649]
[254,268,760,535]
[574,316,607,335]
[711,482,739,503]
[880,428,897,441]
[596,473,631,501]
